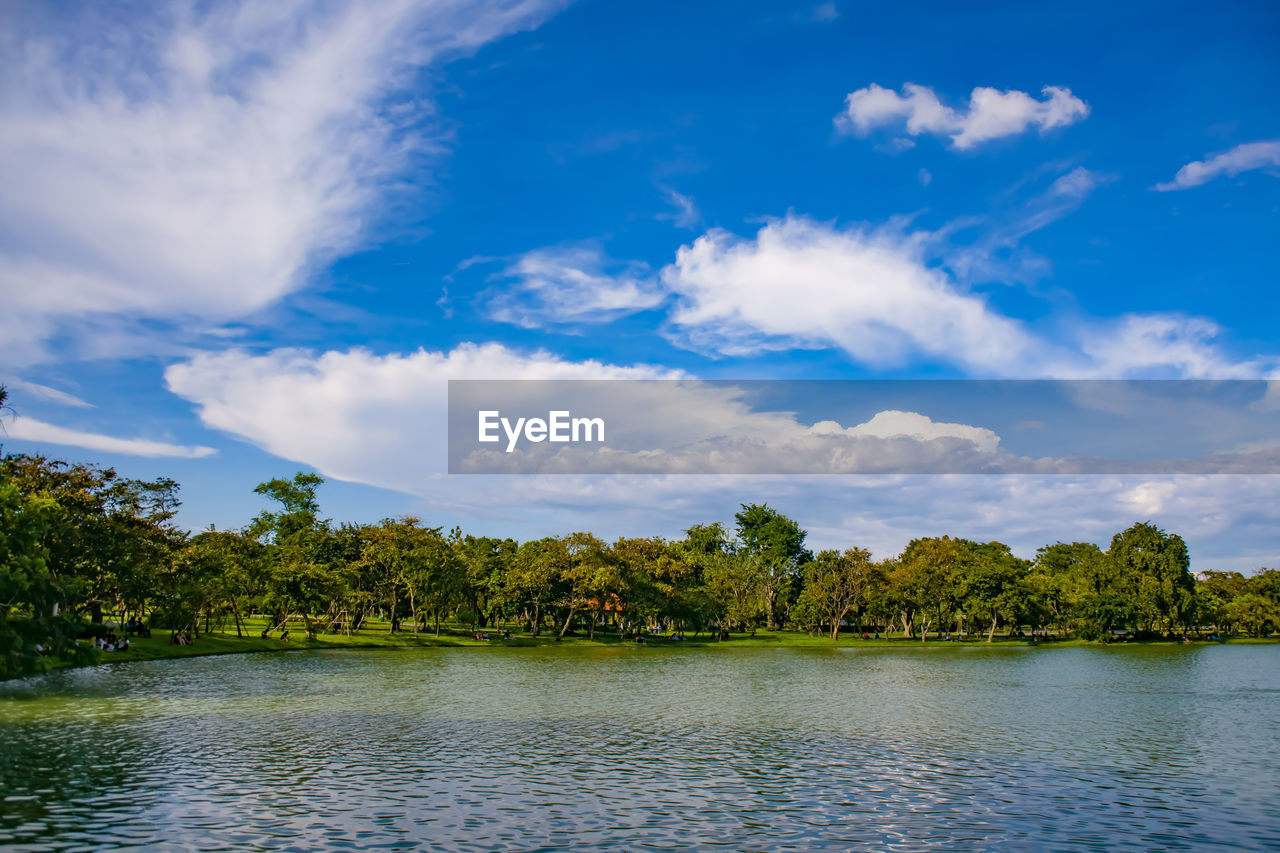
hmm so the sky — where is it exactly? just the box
[2,0,1279,569]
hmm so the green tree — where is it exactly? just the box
[800,547,876,640]
[1109,522,1193,635]
[1223,593,1278,637]
[0,481,93,677]
[734,504,809,628]
[961,541,1030,642]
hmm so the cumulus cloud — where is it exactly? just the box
[652,212,1271,379]
[836,83,1089,150]
[3,415,214,458]
[0,0,566,364]
[483,244,667,328]
[1154,140,1280,191]
[661,213,1051,371]
[839,410,1000,454]
[165,342,679,491]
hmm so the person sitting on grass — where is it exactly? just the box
[280,630,291,642]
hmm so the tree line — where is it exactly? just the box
[2,451,1278,678]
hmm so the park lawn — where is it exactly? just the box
[92,624,1271,669]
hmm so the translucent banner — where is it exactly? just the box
[447,379,1280,474]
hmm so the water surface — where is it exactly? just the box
[1,644,1276,850]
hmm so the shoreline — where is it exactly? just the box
[62,628,1278,675]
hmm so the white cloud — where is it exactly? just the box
[660,213,1049,371]
[1154,140,1280,191]
[3,415,214,458]
[836,83,1089,150]
[0,0,566,364]
[654,212,1271,379]
[165,342,679,491]
[484,244,667,328]
[839,410,1000,454]
[1076,314,1267,379]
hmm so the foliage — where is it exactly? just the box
[1,438,1275,677]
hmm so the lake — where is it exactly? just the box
[1,644,1277,851]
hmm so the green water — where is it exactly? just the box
[1,644,1277,850]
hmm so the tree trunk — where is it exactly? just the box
[558,607,576,638]
[831,605,849,641]
[987,615,998,643]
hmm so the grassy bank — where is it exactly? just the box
[88,622,1275,669]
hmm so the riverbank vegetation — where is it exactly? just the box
[3,442,1278,678]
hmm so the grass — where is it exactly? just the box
[91,620,1274,669]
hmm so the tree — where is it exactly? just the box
[1109,522,1193,635]
[734,504,809,628]
[509,538,566,636]
[961,541,1030,642]
[0,481,93,677]
[702,551,766,635]
[251,473,333,638]
[897,537,967,642]
[800,547,876,640]
[1223,594,1278,637]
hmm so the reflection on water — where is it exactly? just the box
[1,645,1277,851]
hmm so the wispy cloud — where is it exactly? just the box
[656,187,702,229]
[3,415,214,458]
[0,0,566,365]
[2,379,94,408]
[1154,140,1280,191]
[809,3,840,22]
[836,83,1089,150]
[483,244,667,328]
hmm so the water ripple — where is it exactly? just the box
[0,645,1277,851]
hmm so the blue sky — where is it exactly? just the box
[2,0,1279,567]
